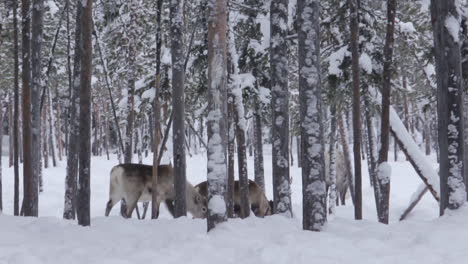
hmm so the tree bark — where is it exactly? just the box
[13,0,20,216]
[271,0,291,217]
[63,4,82,220]
[349,0,362,220]
[77,0,93,227]
[207,0,228,231]
[31,0,44,212]
[253,95,265,191]
[152,0,163,220]
[430,0,466,214]
[171,0,187,218]
[21,0,37,217]
[298,0,326,231]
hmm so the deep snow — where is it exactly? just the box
[0,145,463,264]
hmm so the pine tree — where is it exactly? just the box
[77,0,93,226]
[171,0,187,218]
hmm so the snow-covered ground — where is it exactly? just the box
[0,146,465,264]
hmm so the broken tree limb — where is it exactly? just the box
[389,106,440,202]
[400,184,429,221]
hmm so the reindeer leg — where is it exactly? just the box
[135,204,141,219]
[165,199,175,218]
[141,202,149,219]
[105,199,118,216]
[120,199,127,218]
[124,191,143,219]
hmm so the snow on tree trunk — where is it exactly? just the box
[376,0,397,224]
[207,0,228,231]
[271,0,292,217]
[253,96,265,191]
[328,104,338,215]
[227,21,249,218]
[298,0,326,231]
[171,0,187,218]
[63,4,82,220]
[77,0,93,226]
[430,0,466,214]
[349,0,362,220]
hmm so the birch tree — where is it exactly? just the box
[430,0,466,214]
[207,0,228,231]
[298,0,326,231]
[271,0,291,216]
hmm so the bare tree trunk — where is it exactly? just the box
[349,0,362,220]
[171,0,187,218]
[63,4,82,220]
[77,0,93,227]
[271,0,291,217]
[13,1,20,216]
[0,96,3,211]
[207,0,228,231]
[431,0,466,214]
[152,0,163,219]
[253,95,265,191]
[297,136,301,168]
[328,104,338,215]
[299,0,326,231]
[31,0,44,212]
[22,0,37,217]
[226,47,236,218]
[8,100,13,168]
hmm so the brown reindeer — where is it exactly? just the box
[105,164,207,218]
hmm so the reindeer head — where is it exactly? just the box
[189,193,208,219]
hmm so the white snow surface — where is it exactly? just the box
[0,145,463,264]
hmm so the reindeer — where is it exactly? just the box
[325,149,349,205]
[105,164,207,218]
[194,180,272,217]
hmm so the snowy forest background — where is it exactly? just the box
[0,0,468,262]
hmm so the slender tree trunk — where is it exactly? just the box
[253,95,265,191]
[47,88,57,167]
[151,61,161,219]
[13,1,20,216]
[377,0,397,224]
[31,0,44,212]
[63,4,82,220]
[77,0,93,227]
[226,44,236,218]
[9,101,13,168]
[171,0,187,218]
[431,0,466,214]
[0,96,3,211]
[297,136,301,168]
[64,0,72,153]
[271,0,291,217]
[207,0,228,231]
[298,0,326,231]
[349,0,362,220]
[22,0,36,217]
[328,104,338,215]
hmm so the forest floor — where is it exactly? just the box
[1,146,466,264]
